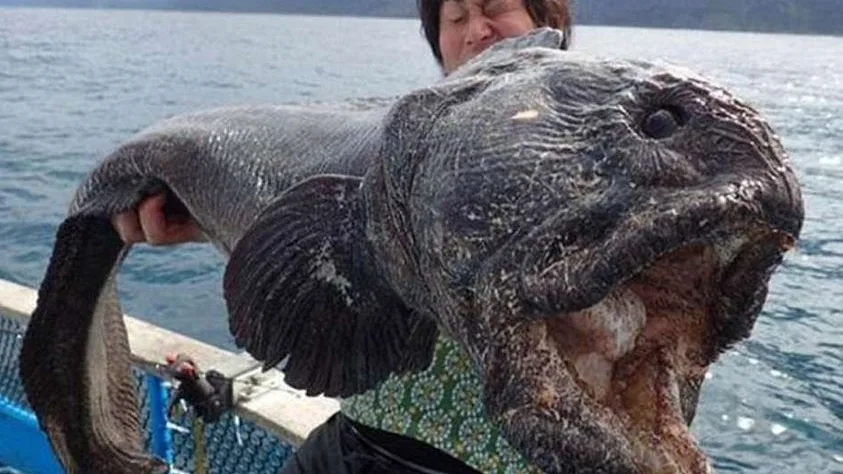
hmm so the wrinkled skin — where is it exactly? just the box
[21,28,802,474]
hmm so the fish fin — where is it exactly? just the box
[223,174,438,398]
[449,27,568,79]
[483,26,568,53]
[19,215,167,474]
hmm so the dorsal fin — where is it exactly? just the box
[449,27,568,79]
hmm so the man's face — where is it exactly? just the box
[438,0,537,74]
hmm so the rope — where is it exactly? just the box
[169,394,209,474]
[192,415,208,474]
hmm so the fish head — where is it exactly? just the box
[362,29,804,474]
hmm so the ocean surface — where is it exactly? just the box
[0,6,841,473]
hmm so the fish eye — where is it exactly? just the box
[641,105,687,139]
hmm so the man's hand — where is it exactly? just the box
[112,193,206,245]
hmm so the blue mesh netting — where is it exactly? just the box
[0,314,27,411]
[0,310,295,474]
[168,409,295,473]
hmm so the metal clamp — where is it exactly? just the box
[163,353,234,424]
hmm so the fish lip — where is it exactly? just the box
[517,182,801,321]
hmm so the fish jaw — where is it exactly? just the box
[475,226,795,474]
[484,318,714,474]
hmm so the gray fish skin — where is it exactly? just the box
[71,102,389,252]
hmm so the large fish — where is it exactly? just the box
[19,28,803,474]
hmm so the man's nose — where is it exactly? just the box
[465,15,493,48]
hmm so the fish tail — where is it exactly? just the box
[19,215,167,474]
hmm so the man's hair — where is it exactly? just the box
[417,0,573,64]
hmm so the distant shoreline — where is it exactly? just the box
[2,3,841,38]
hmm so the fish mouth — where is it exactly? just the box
[544,242,738,474]
[499,207,795,472]
[478,183,800,473]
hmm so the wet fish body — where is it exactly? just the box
[20,28,804,474]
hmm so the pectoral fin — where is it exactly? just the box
[223,174,438,398]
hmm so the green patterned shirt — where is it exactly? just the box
[340,335,541,473]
